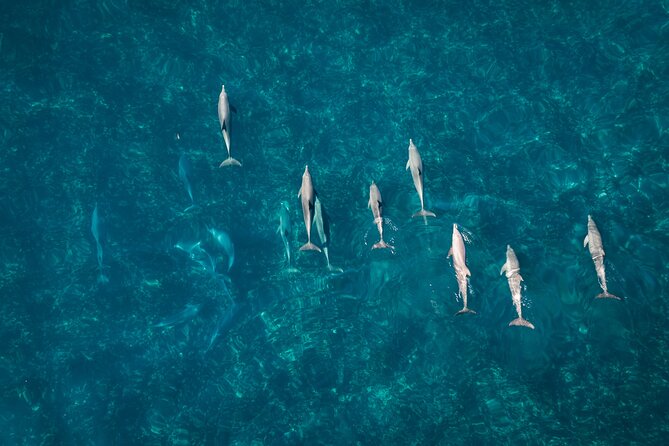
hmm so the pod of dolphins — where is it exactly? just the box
[94,85,624,335]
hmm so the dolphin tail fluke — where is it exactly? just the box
[219,157,242,167]
[326,264,344,273]
[97,273,109,284]
[596,292,622,300]
[299,242,322,252]
[412,209,436,218]
[455,307,476,316]
[372,240,393,250]
[509,317,535,329]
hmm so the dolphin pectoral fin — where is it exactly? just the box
[230,105,238,114]
[509,317,535,329]
[500,262,507,275]
[406,159,411,170]
[596,292,622,300]
[447,247,453,258]
[276,224,282,234]
[583,235,589,247]
[298,187,302,198]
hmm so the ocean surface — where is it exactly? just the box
[1,0,668,444]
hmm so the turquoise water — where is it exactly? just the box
[2,0,668,444]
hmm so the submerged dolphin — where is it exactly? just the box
[584,215,621,300]
[298,165,321,252]
[209,227,235,272]
[277,201,297,271]
[313,196,342,272]
[217,85,241,167]
[406,139,436,219]
[500,245,534,329]
[90,203,109,284]
[178,153,196,212]
[154,303,201,328]
[448,224,475,315]
[368,181,392,250]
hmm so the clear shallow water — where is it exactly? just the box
[1,0,668,444]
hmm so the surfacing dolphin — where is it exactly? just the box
[448,223,475,315]
[583,215,621,300]
[298,165,321,252]
[217,84,241,167]
[368,181,393,250]
[500,245,534,329]
[406,139,436,219]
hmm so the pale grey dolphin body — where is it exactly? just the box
[217,85,241,167]
[368,181,392,250]
[584,215,621,300]
[500,245,534,329]
[313,196,342,271]
[448,224,475,315]
[406,139,436,219]
[298,165,321,252]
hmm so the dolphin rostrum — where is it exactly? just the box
[500,245,535,329]
[406,139,436,219]
[298,165,321,252]
[368,181,393,250]
[584,215,621,300]
[448,223,475,315]
[217,85,241,167]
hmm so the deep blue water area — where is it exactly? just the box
[1,0,668,444]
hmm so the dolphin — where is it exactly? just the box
[217,85,241,167]
[313,196,342,271]
[584,215,621,300]
[448,223,475,315]
[277,201,298,271]
[406,139,436,219]
[368,181,393,250]
[298,165,321,252]
[500,245,534,329]
[154,303,201,328]
[209,227,235,272]
[90,203,109,284]
[178,153,197,212]
[206,301,242,352]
